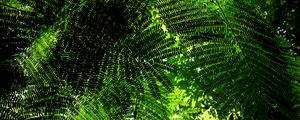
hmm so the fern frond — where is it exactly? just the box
[183,0,295,119]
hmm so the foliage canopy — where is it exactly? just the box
[0,0,300,119]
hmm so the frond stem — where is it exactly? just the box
[214,0,243,53]
[134,97,139,120]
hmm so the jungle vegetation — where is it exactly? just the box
[0,0,300,119]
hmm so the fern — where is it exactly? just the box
[1,0,300,119]
[155,0,297,119]
[159,0,294,119]
[1,0,179,119]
